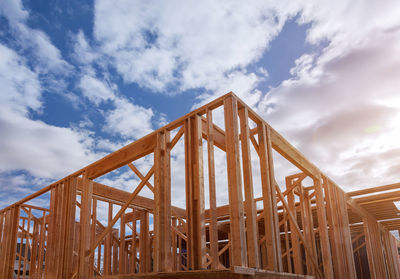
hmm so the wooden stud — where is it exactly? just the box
[313,177,334,279]
[89,198,97,278]
[258,123,281,271]
[239,106,260,268]
[206,109,219,270]
[224,95,248,267]
[286,178,303,274]
[78,175,93,279]
[154,130,173,272]
[139,211,151,273]
[119,211,126,274]
[37,211,46,277]
[22,208,31,279]
[363,216,387,279]
[131,213,137,273]
[105,203,113,275]
[185,115,206,269]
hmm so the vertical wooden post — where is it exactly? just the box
[22,209,32,279]
[30,219,39,277]
[258,123,281,271]
[172,217,177,271]
[112,234,118,274]
[224,95,247,267]
[325,179,356,279]
[265,125,283,271]
[206,109,219,270]
[18,218,26,278]
[11,206,21,278]
[139,211,151,273]
[44,187,58,279]
[154,130,172,271]
[185,115,206,269]
[131,214,137,273]
[64,177,77,278]
[388,233,400,278]
[55,184,65,278]
[178,224,182,271]
[283,212,292,273]
[119,212,126,274]
[105,203,113,275]
[336,186,357,279]
[314,176,334,279]
[300,187,318,275]
[363,216,387,279]
[0,206,20,278]
[78,174,93,278]
[323,177,342,278]
[89,198,97,278]
[238,106,260,268]
[260,242,268,269]
[286,178,303,274]
[97,245,101,275]
[382,230,400,278]
[37,211,46,277]
[0,210,8,277]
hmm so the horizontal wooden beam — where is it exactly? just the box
[269,128,320,179]
[76,178,186,218]
[353,190,400,205]
[348,182,400,197]
[86,133,157,179]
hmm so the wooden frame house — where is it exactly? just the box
[0,92,399,278]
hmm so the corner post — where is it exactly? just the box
[224,95,248,267]
[258,123,282,271]
[185,115,206,269]
[78,173,93,279]
[154,130,172,271]
[238,106,260,268]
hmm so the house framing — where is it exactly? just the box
[0,92,399,278]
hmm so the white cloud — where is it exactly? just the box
[93,0,299,94]
[95,138,128,152]
[299,1,400,47]
[0,0,28,24]
[0,44,41,115]
[0,107,99,178]
[257,25,400,188]
[103,97,154,139]
[0,44,100,179]
[0,0,72,75]
[79,74,115,105]
[72,30,99,65]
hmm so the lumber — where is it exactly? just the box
[224,96,247,267]
[206,109,219,270]
[0,92,399,279]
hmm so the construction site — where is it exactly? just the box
[0,92,399,279]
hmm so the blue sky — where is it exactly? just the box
[1,1,400,210]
